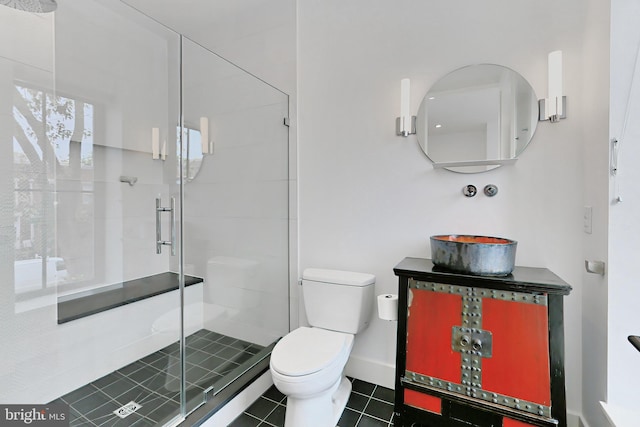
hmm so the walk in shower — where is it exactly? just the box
[0,0,290,425]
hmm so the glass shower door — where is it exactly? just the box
[0,1,57,405]
[2,1,290,424]
[51,1,189,424]
[0,0,190,425]
[179,38,290,413]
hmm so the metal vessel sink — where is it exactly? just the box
[430,235,517,276]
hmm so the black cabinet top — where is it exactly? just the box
[394,257,572,295]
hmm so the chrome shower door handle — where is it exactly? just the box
[156,197,176,255]
[156,198,162,254]
[169,197,176,256]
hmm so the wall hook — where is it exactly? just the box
[585,260,605,275]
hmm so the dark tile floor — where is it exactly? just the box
[49,329,263,426]
[229,378,395,427]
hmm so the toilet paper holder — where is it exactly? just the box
[377,293,398,321]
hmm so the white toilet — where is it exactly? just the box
[270,268,375,427]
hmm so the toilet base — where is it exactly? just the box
[283,375,352,427]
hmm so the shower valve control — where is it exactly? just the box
[463,185,477,197]
[484,184,498,197]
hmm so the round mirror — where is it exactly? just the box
[416,64,538,173]
[177,125,204,182]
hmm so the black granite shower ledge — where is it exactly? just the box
[57,272,203,324]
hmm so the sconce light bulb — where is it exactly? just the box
[548,50,563,117]
[400,78,411,120]
[200,117,210,154]
[152,127,160,160]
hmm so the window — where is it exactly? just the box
[13,83,95,294]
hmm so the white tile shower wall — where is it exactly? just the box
[298,0,608,419]
[181,37,290,344]
[185,182,288,220]
[185,181,289,345]
[116,0,299,335]
[55,0,174,156]
[0,282,202,404]
[65,145,172,287]
[182,120,289,345]
[50,0,177,286]
[213,105,290,152]
[0,8,53,73]
[192,217,290,346]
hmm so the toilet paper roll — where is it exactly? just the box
[377,294,398,321]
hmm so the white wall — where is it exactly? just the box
[606,0,640,425]
[580,1,612,427]
[298,0,609,420]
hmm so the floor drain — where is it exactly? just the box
[113,401,142,419]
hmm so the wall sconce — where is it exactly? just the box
[396,78,416,136]
[152,127,167,160]
[539,50,567,123]
[152,127,160,159]
[200,117,213,155]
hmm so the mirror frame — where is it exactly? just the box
[416,64,538,173]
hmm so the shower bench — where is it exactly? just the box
[57,272,203,324]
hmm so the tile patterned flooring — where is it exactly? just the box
[49,329,264,426]
[229,378,395,427]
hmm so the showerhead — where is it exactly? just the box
[1,0,57,13]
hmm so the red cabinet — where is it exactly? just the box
[393,258,571,427]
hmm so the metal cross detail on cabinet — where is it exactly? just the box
[403,280,553,422]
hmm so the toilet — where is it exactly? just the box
[270,268,375,427]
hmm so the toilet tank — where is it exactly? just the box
[302,268,375,334]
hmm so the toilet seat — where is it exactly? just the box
[271,327,354,377]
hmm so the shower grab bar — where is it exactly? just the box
[156,197,176,256]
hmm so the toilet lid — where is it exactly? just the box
[271,327,353,377]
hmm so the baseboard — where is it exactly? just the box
[344,354,395,389]
[600,401,640,427]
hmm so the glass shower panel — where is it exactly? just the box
[0,3,56,404]
[2,1,289,424]
[180,38,290,411]
[0,1,189,425]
